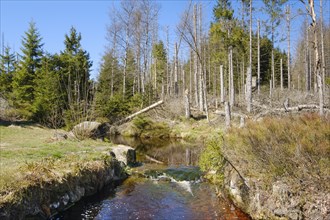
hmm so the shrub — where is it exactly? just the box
[199,135,225,185]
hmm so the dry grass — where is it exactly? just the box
[224,114,330,189]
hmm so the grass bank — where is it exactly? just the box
[0,122,127,218]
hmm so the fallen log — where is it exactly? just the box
[114,100,164,126]
[253,103,329,112]
[145,154,164,164]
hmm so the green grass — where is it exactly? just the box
[0,123,113,200]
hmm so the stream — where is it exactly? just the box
[54,136,250,220]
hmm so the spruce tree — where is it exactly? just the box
[59,27,92,126]
[95,51,121,119]
[12,21,43,116]
[0,46,17,97]
[33,54,64,127]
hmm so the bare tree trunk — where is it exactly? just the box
[182,69,185,96]
[220,65,224,103]
[154,58,157,93]
[189,49,192,101]
[166,26,170,96]
[286,5,291,90]
[269,79,272,98]
[225,101,231,129]
[198,4,204,111]
[246,67,252,112]
[115,100,164,125]
[272,50,275,88]
[123,49,127,98]
[280,58,283,90]
[193,4,199,107]
[257,19,261,95]
[305,22,310,92]
[320,0,326,94]
[317,75,324,115]
[174,42,179,96]
[229,47,235,106]
[308,0,324,115]
[184,89,190,119]
[241,60,245,97]
[246,0,252,113]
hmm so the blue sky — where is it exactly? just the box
[1,0,329,79]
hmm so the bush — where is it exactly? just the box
[199,135,225,185]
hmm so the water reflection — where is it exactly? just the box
[109,135,203,166]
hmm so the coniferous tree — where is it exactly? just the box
[0,46,17,97]
[262,0,288,89]
[95,51,121,118]
[33,54,64,127]
[12,21,43,116]
[152,40,167,97]
[59,27,92,127]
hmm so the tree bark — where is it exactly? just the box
[257,19,261,95]
[246,67,252,112]
[114,100,164,125]
[305,21,310,92]
[174,42,179,96]
[193,4,199,107]
[246,0,252,112]
[225,101,231,129]
[308,0,324,115]
[184,89,191,119]
[320,0,326,95]
[220,65,224,103]
[286,5,291,90]
[229,47,234,106]
[280,58,283,90]
[198,4,204,111]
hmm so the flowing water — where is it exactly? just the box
[54,136,250,220]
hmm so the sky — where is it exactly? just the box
[1,0,329,79]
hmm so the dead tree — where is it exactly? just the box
[257,19,261,95]
[280,58,283,90]
[320,0,326,94]
[301,0,324,115]
[220,65,225,103]
[286,4,291,90]
[246,0,252,113]
[225,101,231,129]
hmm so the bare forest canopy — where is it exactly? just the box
[1,0,329,128]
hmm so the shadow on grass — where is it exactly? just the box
[0,119,36,127]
